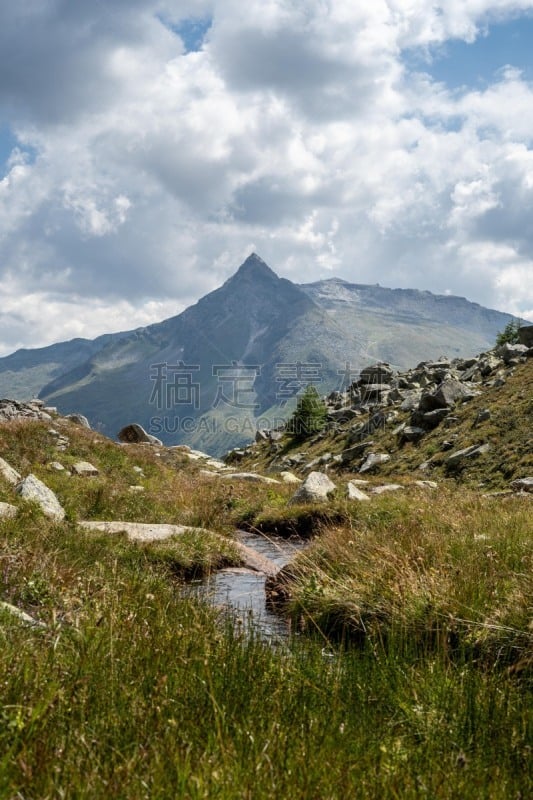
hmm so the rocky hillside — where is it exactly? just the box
[227,339,533,493]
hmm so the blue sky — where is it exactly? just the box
[0,1,533,354]
[424,14,533,88]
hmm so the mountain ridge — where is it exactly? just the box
[0,254,528,454]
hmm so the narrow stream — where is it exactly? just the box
[187,531,306,640]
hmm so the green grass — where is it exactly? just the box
[1,414,532,797]
[0,511,531,799]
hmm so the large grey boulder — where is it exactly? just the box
[419,379,473,412]
[15,474,65,521]
[288,471,336,504]
[118,423,162,446]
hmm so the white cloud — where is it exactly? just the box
[1,0,533,355]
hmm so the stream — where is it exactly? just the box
[186,531,306,640]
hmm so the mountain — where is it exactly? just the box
[0,254,526,454]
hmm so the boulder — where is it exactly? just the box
[370,484,403,494]
[15,474,66,521]
[518,325,533,348]
[418,379,473,412]
[399,426,425,443]
[288,471,336,505]
[359,363,393,383]
[0,456,21,486]
[496,342,529,363]
[359,453,391,473]
[341,441,374,463]
[118,423,162,446]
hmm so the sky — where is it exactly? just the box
[1,1,533,356]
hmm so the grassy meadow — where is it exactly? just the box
[0,416,531,798]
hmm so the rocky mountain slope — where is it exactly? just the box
[229,338,533,493]
[0,254,527,454]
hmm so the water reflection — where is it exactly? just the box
[186,531,305,640]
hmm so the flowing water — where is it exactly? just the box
[187,531,306,640]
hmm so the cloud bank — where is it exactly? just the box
[1,0,533,354]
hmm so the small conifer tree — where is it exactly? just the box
[289,385,327,439]
[496,320,520,346]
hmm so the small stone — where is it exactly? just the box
[414,480,438,489]
[48,462,65,472]
[128,485,145,493]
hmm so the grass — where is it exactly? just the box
[0,414,532,797]
[0,507,531,798]
[268,490,533,669]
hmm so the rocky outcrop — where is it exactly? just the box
[0,398,53,423]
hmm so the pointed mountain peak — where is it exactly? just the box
[234,253,279,281]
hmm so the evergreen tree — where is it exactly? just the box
[496,320,520,346]
[289,385,327,439]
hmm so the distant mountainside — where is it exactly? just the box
[0,254,526,454]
